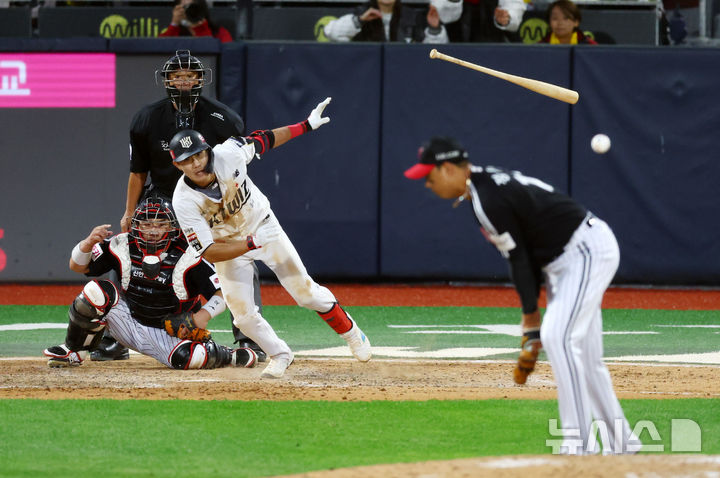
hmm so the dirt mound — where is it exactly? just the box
[276,454,720,478]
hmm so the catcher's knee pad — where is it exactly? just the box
[69,280,119,332]
[169,339,233,370]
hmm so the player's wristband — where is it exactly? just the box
[247,235,259,251]
[71,243,92,266]
[288,120,312,138]
[201,295,227,319]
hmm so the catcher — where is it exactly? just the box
[43,195,276,370]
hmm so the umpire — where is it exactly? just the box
[404,137,640,454]
[94,50,265,362]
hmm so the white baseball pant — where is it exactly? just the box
[541,215,638,455]
[213,212,337,358]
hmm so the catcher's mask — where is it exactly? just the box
[157,50,212,116]
[169,129,215,174]
[130,195,181,267]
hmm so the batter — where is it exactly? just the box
[170,98,372,379]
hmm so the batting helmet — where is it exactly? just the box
[170,128,213,160]
[130,195,180,257]
[157,50,211,115]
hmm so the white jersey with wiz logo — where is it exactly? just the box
[173,137,271,255]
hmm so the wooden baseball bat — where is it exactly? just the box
[429,49,579,105]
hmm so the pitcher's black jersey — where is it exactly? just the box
[466,165,587,313]
[85,233,220,328]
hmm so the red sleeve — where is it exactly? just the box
[216,27,233,43]
[158,24,181,37]
[191,20,213,37]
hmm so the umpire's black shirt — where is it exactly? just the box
[465,165,587,314]
[129,96,245,198]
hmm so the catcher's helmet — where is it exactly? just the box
[157,50,212,115]
[130,195,180,256]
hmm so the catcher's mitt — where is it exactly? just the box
[163,311,211,342]
[513,327,541,385]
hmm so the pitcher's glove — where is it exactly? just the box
[163,312,211,342]
[513,327,541,385]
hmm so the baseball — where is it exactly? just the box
[591,134,611,154]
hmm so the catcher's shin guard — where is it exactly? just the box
[232,347,258,368]
[65,280,118,352]
[169,339,235,370]
[64,320,104,352]
[513,327,541,385]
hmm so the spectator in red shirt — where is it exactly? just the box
[159,0,233,43]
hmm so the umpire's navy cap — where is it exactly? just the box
[404,136,469,179]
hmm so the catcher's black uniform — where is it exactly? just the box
[87,234,219,328]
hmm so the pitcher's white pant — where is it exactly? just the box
[103,297,183,368]
[541,215,637,455]
[214,213,337,358]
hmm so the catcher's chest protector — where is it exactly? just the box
[122,241,195,326]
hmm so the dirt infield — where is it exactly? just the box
[1,355,717,401]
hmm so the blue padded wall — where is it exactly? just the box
[1,40,719,285]
[243,43,382,278]
[380,44,573,279]
[218,42,246,122]
[571,47,720,283]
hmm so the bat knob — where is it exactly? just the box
[429,49,437,59]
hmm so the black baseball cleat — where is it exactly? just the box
[235,341,267,362]
[90,336,130,361]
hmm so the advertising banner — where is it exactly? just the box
[0,53,115,108]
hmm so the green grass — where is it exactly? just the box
[0,304,718,476]
[3,305,719,359]
[1,399,718,478]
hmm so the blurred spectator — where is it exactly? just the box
[159,0,232,43]
[444,0,526,42]
[668,7,688,44]
[323,0,458,43]
[539,0,596,44]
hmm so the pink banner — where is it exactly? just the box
[0,53,115,108]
